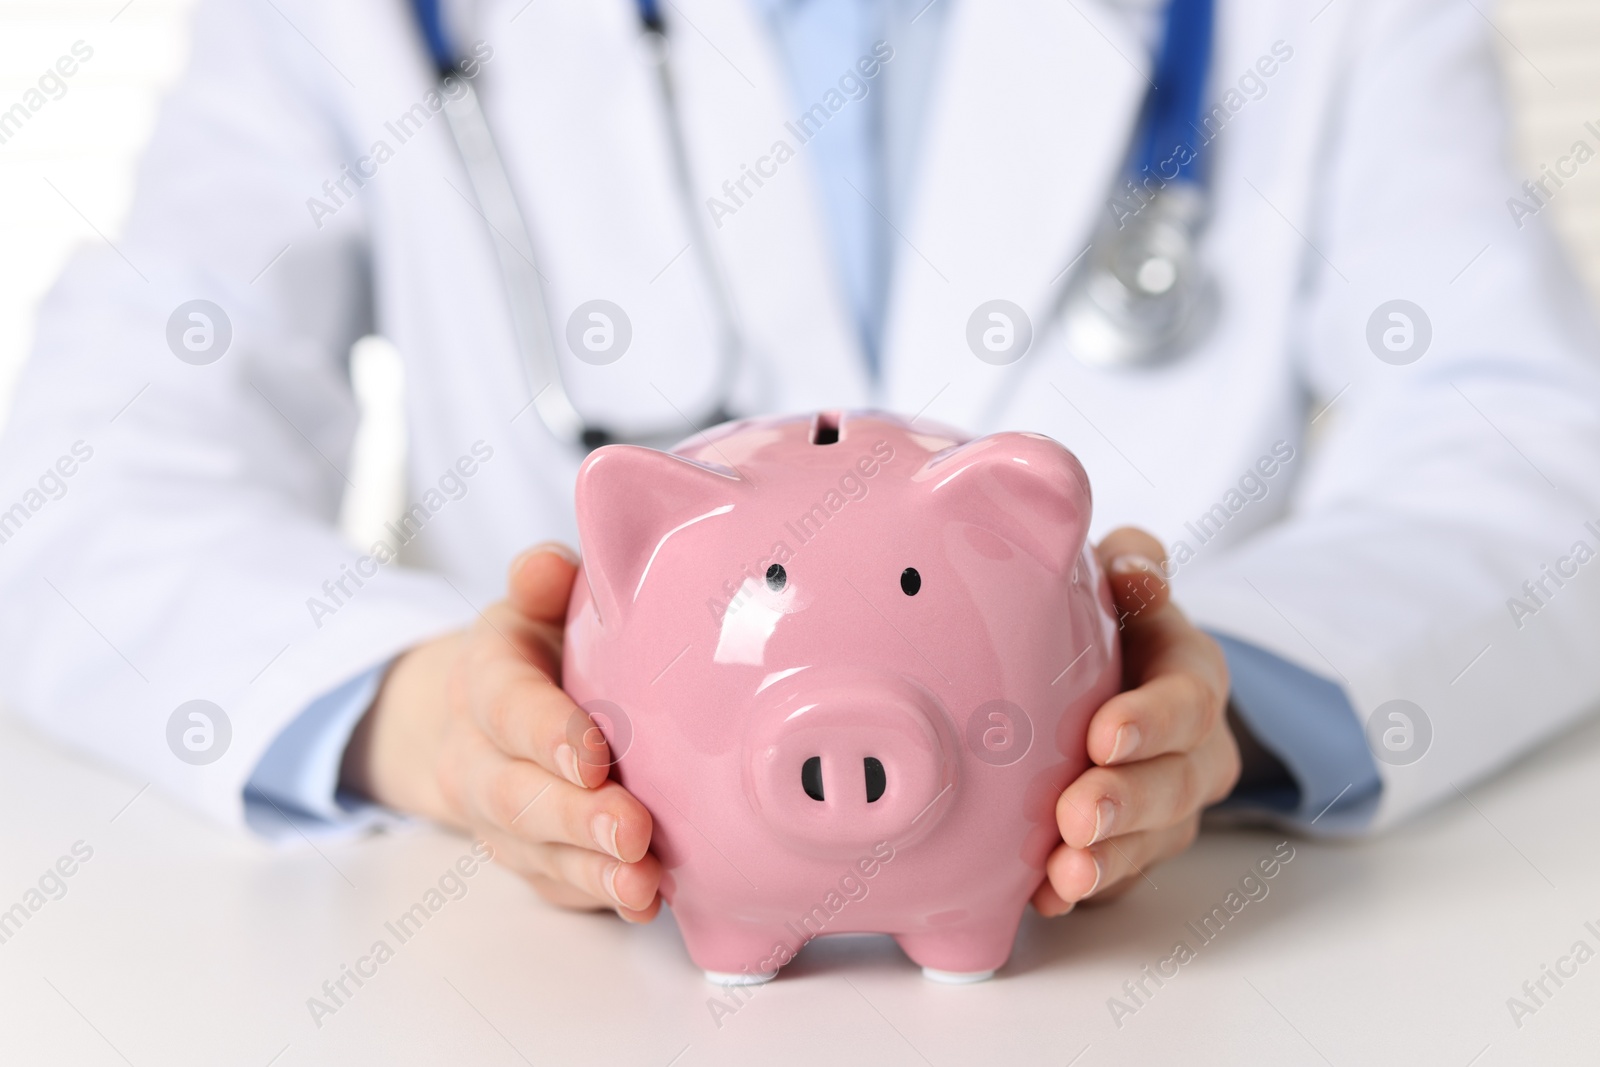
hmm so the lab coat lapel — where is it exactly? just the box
[664,0,871,415]
[880,0,1151,432]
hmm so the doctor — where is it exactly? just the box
[1,0,1598,930]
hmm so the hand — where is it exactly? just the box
[340,544,662,922]
[1032,527,1241,916]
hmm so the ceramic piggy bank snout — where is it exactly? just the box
[746,669,953,851]
[562,412,1121,985]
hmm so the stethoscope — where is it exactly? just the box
[409,0,1214,449]
[1056,0,1216,368]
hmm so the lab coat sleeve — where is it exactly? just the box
[1178,0,1600,833]
[0,0,475,827]
[243,664,393,838]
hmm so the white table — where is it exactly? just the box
[2,709,1598,1067]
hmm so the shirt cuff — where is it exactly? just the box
[243,663,396,839]
[1207,631,1383,835]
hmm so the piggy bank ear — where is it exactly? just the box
[574,445,741,625]
[917,432,1092,574]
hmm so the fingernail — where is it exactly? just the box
[603,861,627,908]
[1085,851,1104,897]
[1039,897,1076,919]
[511,541,579,578]
[1108,723,1141,764]
[1109,554,1161,576]
[1091,798,1116,844]
[592,812,623,860]
[556,743,585,787]
[531,541,579,565]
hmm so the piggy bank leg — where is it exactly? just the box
[675,912,787,986]
[894,908,1024,983]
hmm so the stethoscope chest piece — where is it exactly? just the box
[1058,183,1214,369]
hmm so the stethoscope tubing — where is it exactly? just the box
[412,0,740,451]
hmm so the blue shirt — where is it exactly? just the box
[245,0,1381,835]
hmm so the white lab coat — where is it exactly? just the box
[2,0,1597,833]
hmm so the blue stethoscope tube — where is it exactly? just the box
[410,0,453,77]
[635,0,665,33]
[1138,0,1215,187]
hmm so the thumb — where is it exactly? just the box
[1094,526,1170,622]
[507,542,580,624]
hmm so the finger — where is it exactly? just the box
[465,599,562,681]
[1043,819,1199,905]
[1095,526,1167,568]
[471,831,607,911]
[465,634,611,788]
[617,899,662,923]
[508,542,580,625]
[520,871,609,911]
[550,842,662,915]
[520,872,663,923]
[1057,731,1239,848]
[462,602,556,681]
[487,833,662,915]
[1095,527,1170,623]
[1031,877,1076,919]
[465,747,653,863]
[1084,624,1229,766]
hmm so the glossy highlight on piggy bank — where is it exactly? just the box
[562,411,1120,984]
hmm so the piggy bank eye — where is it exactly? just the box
[766,563,787,592]
[900,567,921,596]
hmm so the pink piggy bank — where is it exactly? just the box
[562,411,1120,984]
